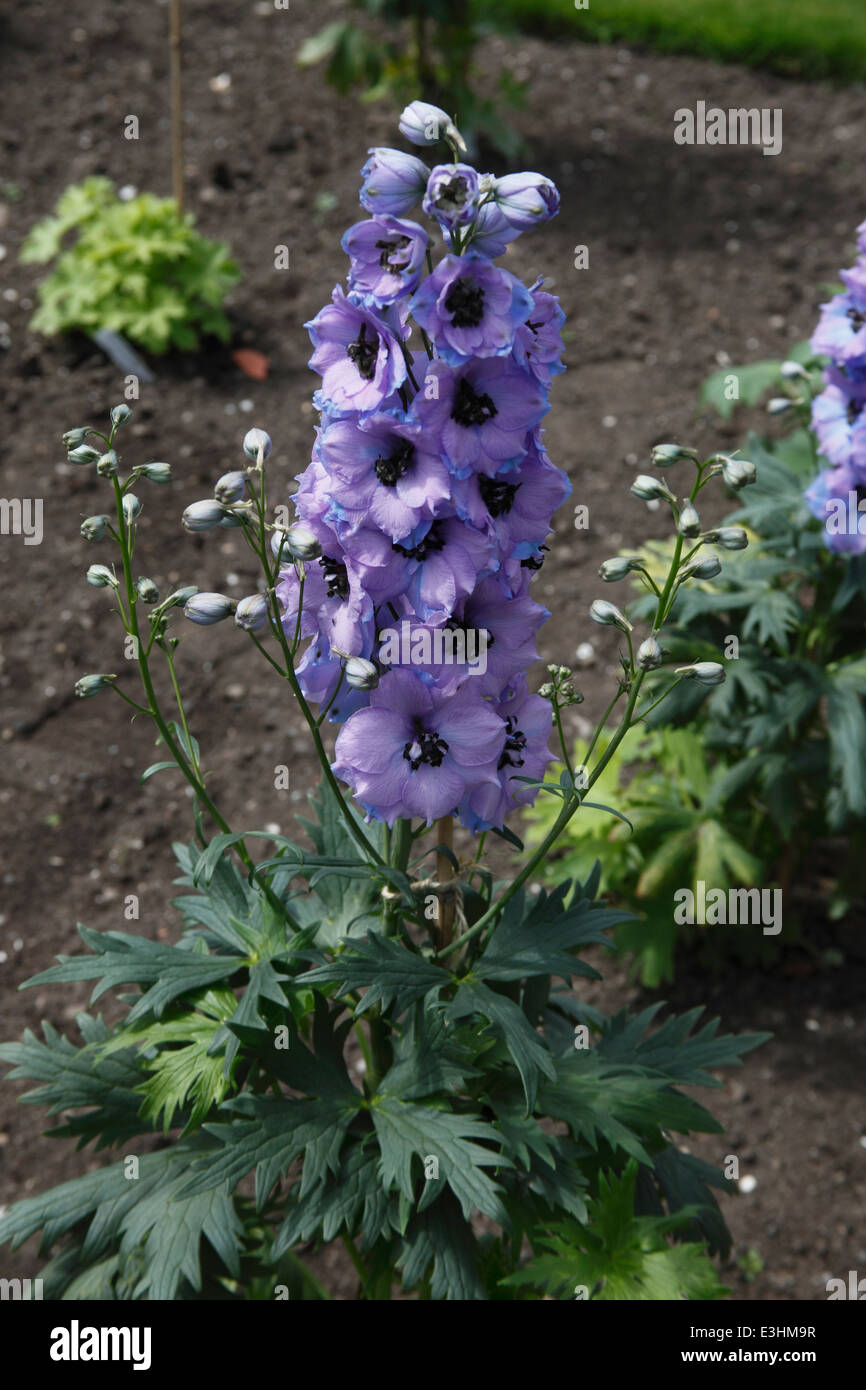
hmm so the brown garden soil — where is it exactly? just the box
[1,0,865,1300]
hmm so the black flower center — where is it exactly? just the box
[451,377,498,428]
[347,321,378,380]
[847,398,864,425]
[479,476,521,517]
[392,521,446,563]
[376,235,412,274]
[374,438,415,487]
[445,276,485,328]
[403,720,449,770]
[498,716,527,770]
[320,554,349,600]
[436,175,469,211]
[521,544,548,572]
[847,306,866,333]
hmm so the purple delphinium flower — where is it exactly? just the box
[276,541,374,654]
[341,215,429,306]
[306,287,407,417]
[315,412,451,541]
[513,284,566,384]
[458,678,555,831]
[333,668,505,825]
[423,164,480,231]
[451,431,571,555]
[380,576,548,697]
[295,614,379,724]
[811,264,866,369]
[399,101,464,151]
[411,357,548,478]
[804,462,866,554]
[462,197,521,259]
[360,148,430,216]
[811,366,866,475]
[410,253,533,365]
[492,172,560,230]
[337,513,495,625]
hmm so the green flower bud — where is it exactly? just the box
[184,592,234,625]
[344,656,380,690]
[182,499,227,532]
[678,501,701,538]
[713,526,748,551]
[780,360,810,381]
[285,524,322,561]
[710,454,757,489]
[161,584,199,609]
[96,449,119,478]
[110,403,133,427]
[62,426,93,448]
[68,444,101,465]
[122,493,142,524]
[538,682,555,699]
[767,396,794,415]
[681,556,722,581]
[81,514,110,541]
[589,598,633,632]
[243,428,272,463]
[74,673,117,699]
[651,443,698,467]
[86,563,118,588]
[599,556,635,581]
[134,461,172,484]
[636,635,663,670]
[235,593,269,632]
[214,470,246,505]
[136,577,160,604]
[675,661,726,686]
[631,474,674,502]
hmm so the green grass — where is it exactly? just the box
[473,0,866,83]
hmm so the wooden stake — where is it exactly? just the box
[169,0,184,214]
[436,814,455,949]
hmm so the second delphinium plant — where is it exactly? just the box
[0,104,766,1301]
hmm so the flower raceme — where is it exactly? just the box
[280,104,567,829]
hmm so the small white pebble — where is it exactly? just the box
[739,1175,758,1194]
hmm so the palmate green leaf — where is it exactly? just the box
[653,1147,733,1259]
[381,1005,481,1102]
[474,882,622,985]
[398,1191,486,1300]
[22,928,243,1023]
[298,932,450,1017]
[503,1162,727,1301]
[699,359,785,419]
[825,666,866,818]
[0,1016,146,1149]
[371,1096,509,1223]
[272,1142,386,1255]
[446,978,556,1113]
[594,1003,769,1088]
[693,818,762,891]
[120,1171,244,1300]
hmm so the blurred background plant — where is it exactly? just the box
[20,177,240,354]
[298,0,527,157]
[526,341,866,985]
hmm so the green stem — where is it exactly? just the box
[341,1233,371,1299]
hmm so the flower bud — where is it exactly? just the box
[122,493,142,524]
[75,673,117,699]
[651,443,698,467]
[599,556,635,581]
[631,474,674,503]
[97,449,119,478]
[184,592,235,625]
[219,511,246,529]
[675,661,726,686]
[136,577,160,604]
[134,461,172,484]
[712,526,748,551]
[81,514,110,541]
[344,656,380,690]
[680,556,722,581]
[62,426,93,448]
[235,593,270,632]
[399,101,466,152]
[678,501,701,538]
[636,635,663,670]
[214,470,247,505]
[243,428,272,463]
[589,599,633,633]
[86,563,117,588]
[110,403,133,427]
[161,584,199,609]
[67,444,101,465]
[767,396,794,415]
[538,682,555,699]
[780,360,810,381]
[285,523,322,561]
[711,454,757,489]
[182,499,228,532]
